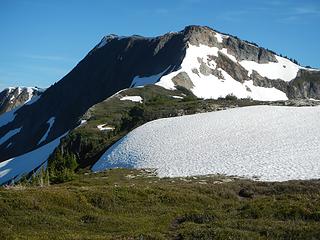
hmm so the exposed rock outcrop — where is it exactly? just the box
[0,87,43,115]
[172,72,195,90]
[288,70,320,99]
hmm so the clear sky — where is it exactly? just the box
[0,0,319,90]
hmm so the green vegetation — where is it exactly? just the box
[47,85,275,183]
[220,93,238,101]
[46,85,320,184]
[1,169,320,239]
[48,151,78,183]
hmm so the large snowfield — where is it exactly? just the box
[106,33,311,102]
[150,42,304,101]
[93,106,320,181]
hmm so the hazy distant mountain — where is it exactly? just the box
[0,87,44,115]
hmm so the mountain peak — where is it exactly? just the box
[1,25,319,178]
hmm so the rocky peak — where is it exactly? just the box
[182,25,222,47]
[181,25,277,64]
[0,87,43,115]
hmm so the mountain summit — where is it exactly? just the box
[0,25,319,184]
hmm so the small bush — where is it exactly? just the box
[225,94,238,101]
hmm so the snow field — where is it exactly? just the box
[93,106,320,181]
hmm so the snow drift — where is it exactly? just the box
[0,134,66,185]
[93,106,320,181]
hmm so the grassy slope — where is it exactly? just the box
[7,85,319,239]
[1,169,320,239]
[49,85,278,177]
[48,84,320,183]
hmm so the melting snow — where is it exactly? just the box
[215,33,224,43]
[38,117,55,145]
[97,124,115,131]
[0,133,66,185]
[80,120,87,125]
[120,96,143,103]
[172,96,184,99]
[240,55,301,82]
[156,44,288,101]
[93,106,320,182]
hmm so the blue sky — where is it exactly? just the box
[0,0,319,90]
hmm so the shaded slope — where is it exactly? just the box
[0,32,186,162]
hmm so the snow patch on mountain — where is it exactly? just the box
[0,87,45,115]
[0,133,66,185]
[172,95,184,99]
[0,108,19,128]
[0,127,22,146]
[243,80,287,101]
[97,124,114,131]
[93,106,320,181]
[240,56,301,82]
[156,44,288,100]
[38,117,55,145]
[120,96,143,103]
[131,66,171,87]
[96,35,117,48]
[215,32,224,43]
[25,95,41,106]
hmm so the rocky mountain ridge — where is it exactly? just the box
[0,25,319,184]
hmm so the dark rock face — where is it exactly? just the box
[250,71,289,93]
[215,52,249,83]
[0,31,186,162]
[180,26,319,99]
[224,37,277,63]
[183,25,277,64]
[0,87,42,115]
[250,69,320,100]
[183,25,222,48]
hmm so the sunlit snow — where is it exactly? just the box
[93,106,320,181]
[240,56,301,82]
[120,96,143,103]
[172,96,184,99]
[156,44,288,101]
[215,33,224,43]
[97,124,115,131]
